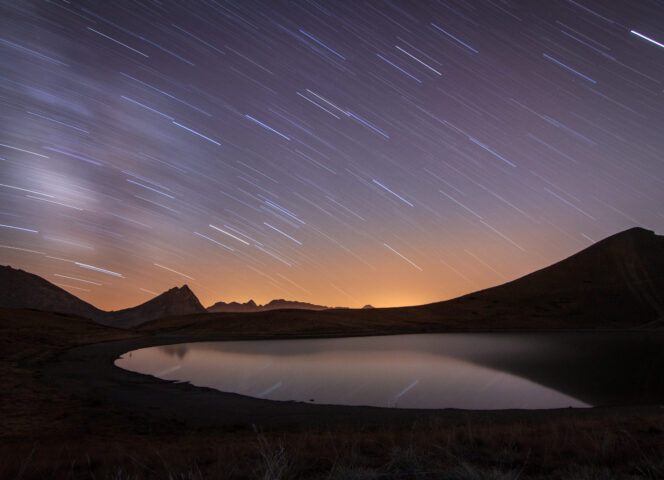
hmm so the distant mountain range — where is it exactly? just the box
[0,266,328,327]
[1,227,663,329]
[207,299,328,313]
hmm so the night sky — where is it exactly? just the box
[1,1,663,310]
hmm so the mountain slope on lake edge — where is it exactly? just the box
[420,226,664,328]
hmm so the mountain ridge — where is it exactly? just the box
[207,298,328,313]
[0,266,206,328]
[2,227,663,329]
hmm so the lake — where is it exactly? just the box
[115,332,664,409]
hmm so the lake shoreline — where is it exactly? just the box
[42,330,664,430]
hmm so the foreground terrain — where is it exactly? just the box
[1,307,663,479]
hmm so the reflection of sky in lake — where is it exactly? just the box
[116,334,594,409]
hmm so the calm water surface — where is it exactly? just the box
[115,333,664,409]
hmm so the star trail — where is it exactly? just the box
[1,1,663,310]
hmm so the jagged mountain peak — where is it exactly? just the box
[104,284,206,327]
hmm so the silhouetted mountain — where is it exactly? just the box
[0,266,205,327]
[264,299,328,311]
[416,226,664,328]
[206,299,259,313]
[207,298,328,313]
[105,285,206,328]
[0,265,103,320]
[3,227,663,330]
[362,305,375,309]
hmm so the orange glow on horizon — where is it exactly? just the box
[6,222,580,312]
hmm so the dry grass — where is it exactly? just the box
[2,413,662,479]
